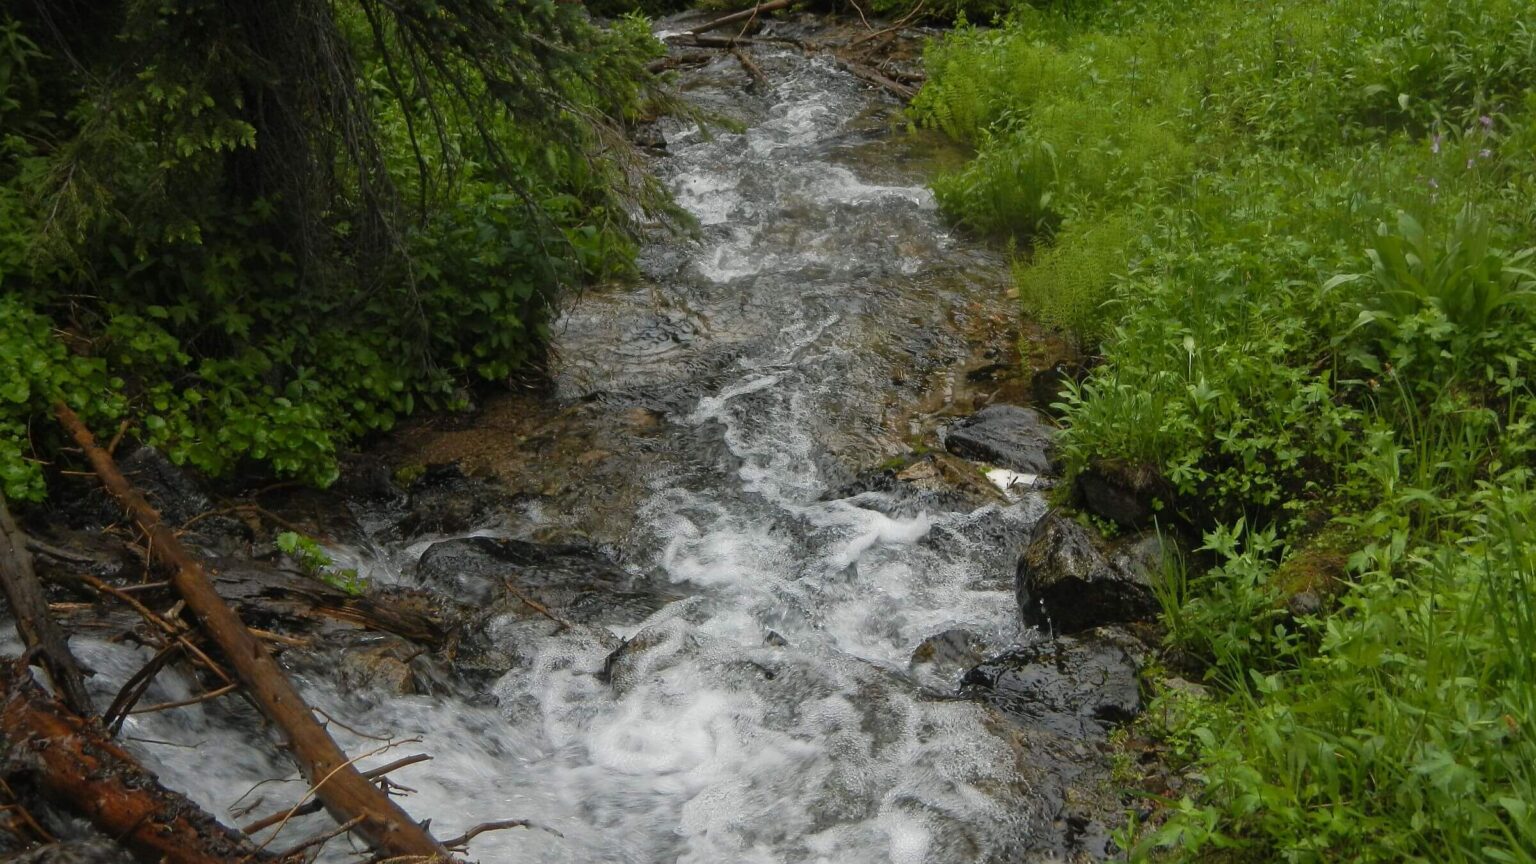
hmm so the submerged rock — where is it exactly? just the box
[941,404,1056,474]
[961,627,1144,738]
[908,627,993,690]
[1016,511,1162,634]
[415,536,672,624]
[394,463,511,540]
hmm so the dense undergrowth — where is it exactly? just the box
[0,1,664,501]
[914,0,1536,860]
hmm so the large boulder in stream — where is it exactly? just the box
[1016,511,1163,634]
[941,404,1056,475]
[961,627,1146,739]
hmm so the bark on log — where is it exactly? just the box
[54,403,450,862]
[686,0,792,36]
[0,663,274,864]
[0,496,93,716]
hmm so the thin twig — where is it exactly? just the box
[274,814,366,861]
[128,682,239,715]
[442,819,550,850]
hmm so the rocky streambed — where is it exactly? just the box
[4,14,1174,864]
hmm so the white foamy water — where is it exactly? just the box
[12,39,1058,864]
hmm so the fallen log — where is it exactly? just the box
[0,662,274,864]
[54,403,450,862]
[686,0,792,36]
[667,33,804,49]
[0,495,93,716]
[833,57,916,100]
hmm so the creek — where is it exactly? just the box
[9,23,1121,863]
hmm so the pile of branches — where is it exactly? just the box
[0,405,517,862]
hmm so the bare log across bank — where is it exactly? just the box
[53,402,451,862]
[0,662,275,864]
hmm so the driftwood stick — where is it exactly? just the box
[833,57,916,99]
[275,814,366,860]
[731,47,769,88]
[128,682,240,716]
[0,662,275,864]
[102,640,182,733]
[686,0,791,36]
[241,754,433,836]
[0,495,94,716]
[847,0,926,49]
[668,33,802,49]
[442,819,537,850]
[54,403,450,862]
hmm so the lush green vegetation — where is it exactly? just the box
[0,0,665,501]
[914,0,1536,860]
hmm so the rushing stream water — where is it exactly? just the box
[11,27,1103,864]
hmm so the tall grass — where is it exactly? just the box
[915,0,1536,859]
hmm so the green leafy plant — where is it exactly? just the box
[275,531,368,596]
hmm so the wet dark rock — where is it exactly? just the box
[908,627,991,689]
[1074,459,1167,529]
[941,405,1056,475]
[961,628,1143,738]
[394,464,509,539]
[29,530,135,583]
[330,457,404,504]
[46,443,214,534]
[1016,511,1161,634]
[1286,589,1323,619]
[337,643,424,695]
[415,536,672,623]
[116,444,211,527]
[820,451,1002,515]
[1029,361,1089,415]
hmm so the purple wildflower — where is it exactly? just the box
[1481,115,1494,130]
